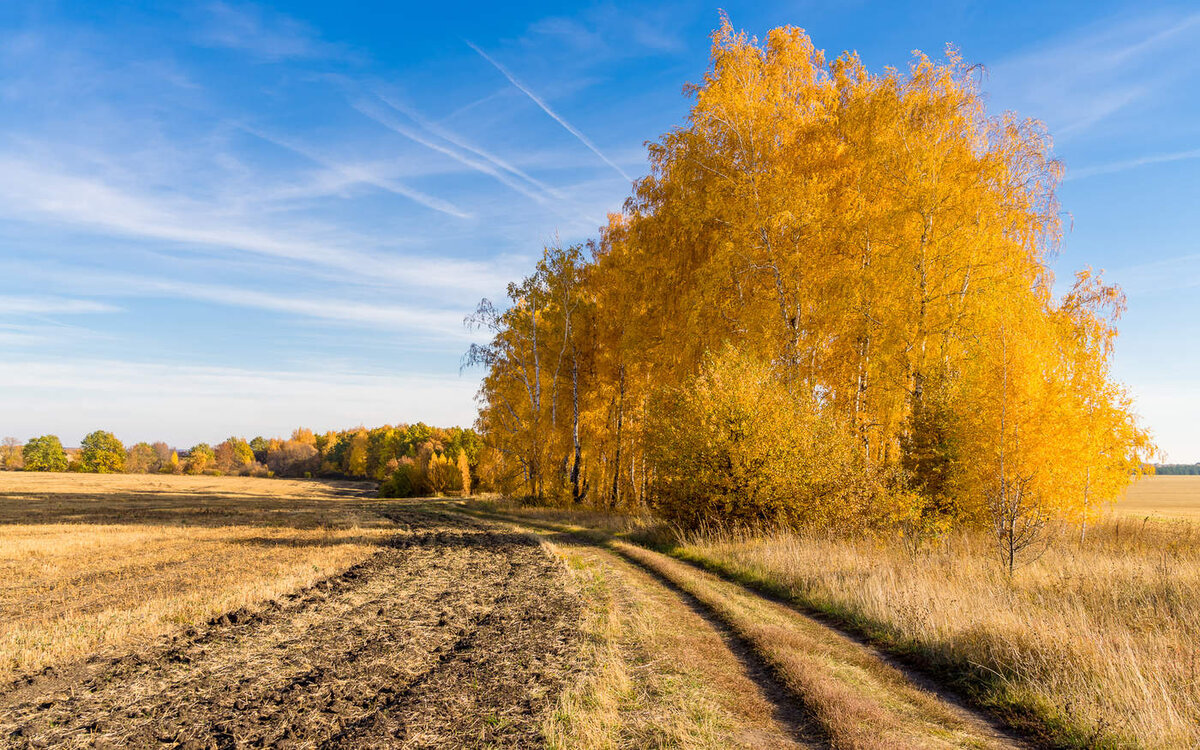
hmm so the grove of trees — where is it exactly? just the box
[0,423,481,496]
[1154,464,1200,475]
[466,20,1154,566]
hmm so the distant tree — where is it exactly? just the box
[427,453,460,495]
[150,442,172,471]
[215,437,255,475]
[380,457,417,497]
[184,443,215,475]
[79,431,126,473]
[79,432,121,472]
[457,450,472,496]
[0,437,23,470]
[266,439,319,477]
[23,435,68,472]
[249,436,269,463]
[125,442,158,473]
[213,442,234,475]
[346,430,369,477]
[163,451,182,474]
[404,422,434,451]
[1155,464,1200,476]
[412,441,435,494]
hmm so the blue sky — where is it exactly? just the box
[0,1,1197,459]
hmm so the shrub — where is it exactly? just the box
[380,457,417,498]
[647,347,892,532]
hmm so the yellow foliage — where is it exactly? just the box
[648,347,890,532]
[468,19,1153,541]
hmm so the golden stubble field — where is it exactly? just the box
[0,475,587,747]
[0,473,393,682]
[1119,474,1200,520]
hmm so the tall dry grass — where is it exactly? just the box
[676,518,1200,748]
[0,473,392,682]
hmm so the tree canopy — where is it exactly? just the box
[466,19,1154,546]
[23,435,68,472]
[80,430,126,473]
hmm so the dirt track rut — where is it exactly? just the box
[0,508,582,749]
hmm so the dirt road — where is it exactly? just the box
[0,508,582,749]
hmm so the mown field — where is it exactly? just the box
[0,473,590,747]
[1119,474,1200,520]
[0,473,393,681]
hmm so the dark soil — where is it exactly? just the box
[0,507,582,749]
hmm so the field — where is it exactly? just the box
[1118,474,1200,520]
[0,474,584,747]
[0,474,393,682]
[3,473,1195,748]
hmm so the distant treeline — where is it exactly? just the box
[1154,464,1200,475]
[0,424,484,497]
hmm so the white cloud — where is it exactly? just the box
[0,156,521,297]
[987,10,1200,138]
[356,92,566,205]
[0,263,481,339]
[115,276,472,338]
[239,126,471,218]
[1066,147,1200,181]
[0,358,481,446]
[194,2,340,61]
[0,296,118,315]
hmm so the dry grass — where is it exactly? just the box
[541,543,732,749]
[612,541,1013,750]
[1118,475,1200,521]
[0,473,392,682]
[675,521,1200,748]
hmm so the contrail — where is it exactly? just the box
[375,92,567,202]
[1066,147,1200,181]
[240,124,471,219]
[466,40,633,183]
[353,98,552,205]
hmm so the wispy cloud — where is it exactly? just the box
[241,126,471,218]
[113,276,472,338]
[467,40,633,182]
[350,97,556,206]
[373,91,567,202]
[0,156,527,295]
[988,10,1200,138]
[0,296,119,315]
[526,6,686,58]
[194,2,340,61]
[0,357,480,445]
[1066,147,1200,181]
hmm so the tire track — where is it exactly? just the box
[465,508,1032,750]
[464,509,823,748]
